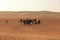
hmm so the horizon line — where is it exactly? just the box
[0,11,59,13]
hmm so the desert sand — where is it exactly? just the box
[0,11,60,40]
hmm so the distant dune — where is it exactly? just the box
[0,11,60,40]
[0,11,60,18]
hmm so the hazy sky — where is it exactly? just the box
[0,0,60,12]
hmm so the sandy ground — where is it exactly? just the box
[0,11,60,40]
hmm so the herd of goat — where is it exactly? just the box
[20,19,40,24]
[5,19,41,25]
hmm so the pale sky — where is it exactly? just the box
[0,0,60,12]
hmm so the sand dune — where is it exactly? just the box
[0,11,60,40]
